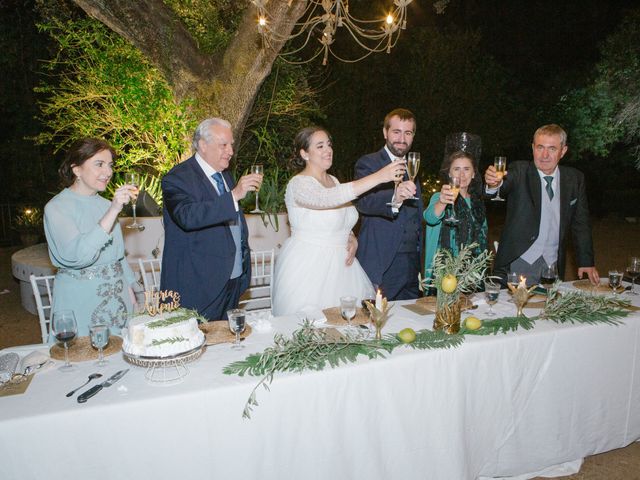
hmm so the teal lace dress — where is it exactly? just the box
[44,188,136,338]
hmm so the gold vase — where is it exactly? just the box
[433,302,461,334]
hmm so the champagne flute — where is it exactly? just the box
[484,276,501,316]
[227,308,246,349]
[124,172,141,229]
[250,164,264,213]
[89,323,110,367]
[340,296,357,332]
[444,175,461,225]
[386,158,405,207]
[52,310,78,372]
[626,257,640,295]
[608,270,623,296]
[540,263,558,295]
[406,152,420,201]
[491,156,507,202]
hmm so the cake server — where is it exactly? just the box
[77,369,129,403]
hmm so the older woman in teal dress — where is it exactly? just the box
[423,150,488,277]
[44,138,138,338]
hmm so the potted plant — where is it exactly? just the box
[13,207,43,246]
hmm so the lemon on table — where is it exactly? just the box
[397,328,417,343]
[441,274,458,293]
[464,316,482,330]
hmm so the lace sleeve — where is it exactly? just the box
[289,175,356,210]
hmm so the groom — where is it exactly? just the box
[354,108,424,300]
[160,118,262,320]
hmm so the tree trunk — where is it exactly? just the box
[70,0,308,136]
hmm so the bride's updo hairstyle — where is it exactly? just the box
[291,126,331,170]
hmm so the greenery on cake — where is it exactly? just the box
[151,336,188,346]
[146,308,206,329]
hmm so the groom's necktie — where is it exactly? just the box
[212,172,226,196]
[544,176,554,201]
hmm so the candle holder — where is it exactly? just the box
[507,278,537,317]
[364,298,392,341]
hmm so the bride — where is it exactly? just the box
[271,126,406,316]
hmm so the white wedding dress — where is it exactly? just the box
[272,175,375,316]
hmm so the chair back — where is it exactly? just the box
[239,249,275,313]
[29,274,55,343]
[137,257,162,292]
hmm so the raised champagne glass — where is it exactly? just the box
[609,270,623,296]
[443,175,461,226]
[52,310,78,372]
[124,172,141,229]
[386,158,404,207]
[626,257,640,295]
[406,152,420,201]
[250,164,264,214]
[492,156,507,202]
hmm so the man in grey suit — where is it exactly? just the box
[485,124,599,285]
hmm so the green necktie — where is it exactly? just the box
[544,176,554,201]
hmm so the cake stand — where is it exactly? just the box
[122,340,205,384]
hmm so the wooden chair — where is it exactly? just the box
[29,274,55,343]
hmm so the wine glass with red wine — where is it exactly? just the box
[626,257,640,296]
[52,310,78,372]
[540,263,558,294]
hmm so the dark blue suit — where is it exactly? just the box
[354,148,424,300]
[160,156,251,320]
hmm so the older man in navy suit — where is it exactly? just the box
[160,118,262,320]
[354,108,424,300]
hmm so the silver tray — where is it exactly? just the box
[122,339,205,368]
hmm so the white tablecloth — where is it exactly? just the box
[1,286,639,480]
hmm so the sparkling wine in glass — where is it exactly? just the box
[626,257,640,295]
[540,263,558,293]
[90,323,110,367]
[608,270,623,296]
[227,308,246,349]
[340,296,357,331]
[492,156,507,202]
[52,310,78,372]
[444,175,461,226]
[406,152,420,200]
[250,164,264,213]
[484,276,501,316]
[124,172,141,229]
[386,158,405,207]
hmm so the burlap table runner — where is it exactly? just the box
[199,322,252,346]
[50,336,122,362]
[322,307,370,326]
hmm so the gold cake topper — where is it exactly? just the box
[144,289,181,316]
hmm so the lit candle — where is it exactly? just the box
[375,289,383,310]
[519,276,527,289]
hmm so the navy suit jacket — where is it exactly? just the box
[160,156,251,315]
[493,160,595,280]
[354,148,424,286]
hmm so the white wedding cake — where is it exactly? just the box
[122,309,205,358]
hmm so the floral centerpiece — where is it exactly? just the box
[420,243,493,333]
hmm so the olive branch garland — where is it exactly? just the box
[224,288,633,419]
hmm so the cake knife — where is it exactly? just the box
[77,368,129,403]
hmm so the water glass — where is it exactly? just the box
[90,323,110,367]
[227,308,247,349]
[340,296,357,331]
[484,276,501,316]
[608,270,623,296]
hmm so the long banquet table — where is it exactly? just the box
[1,284,639,480]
